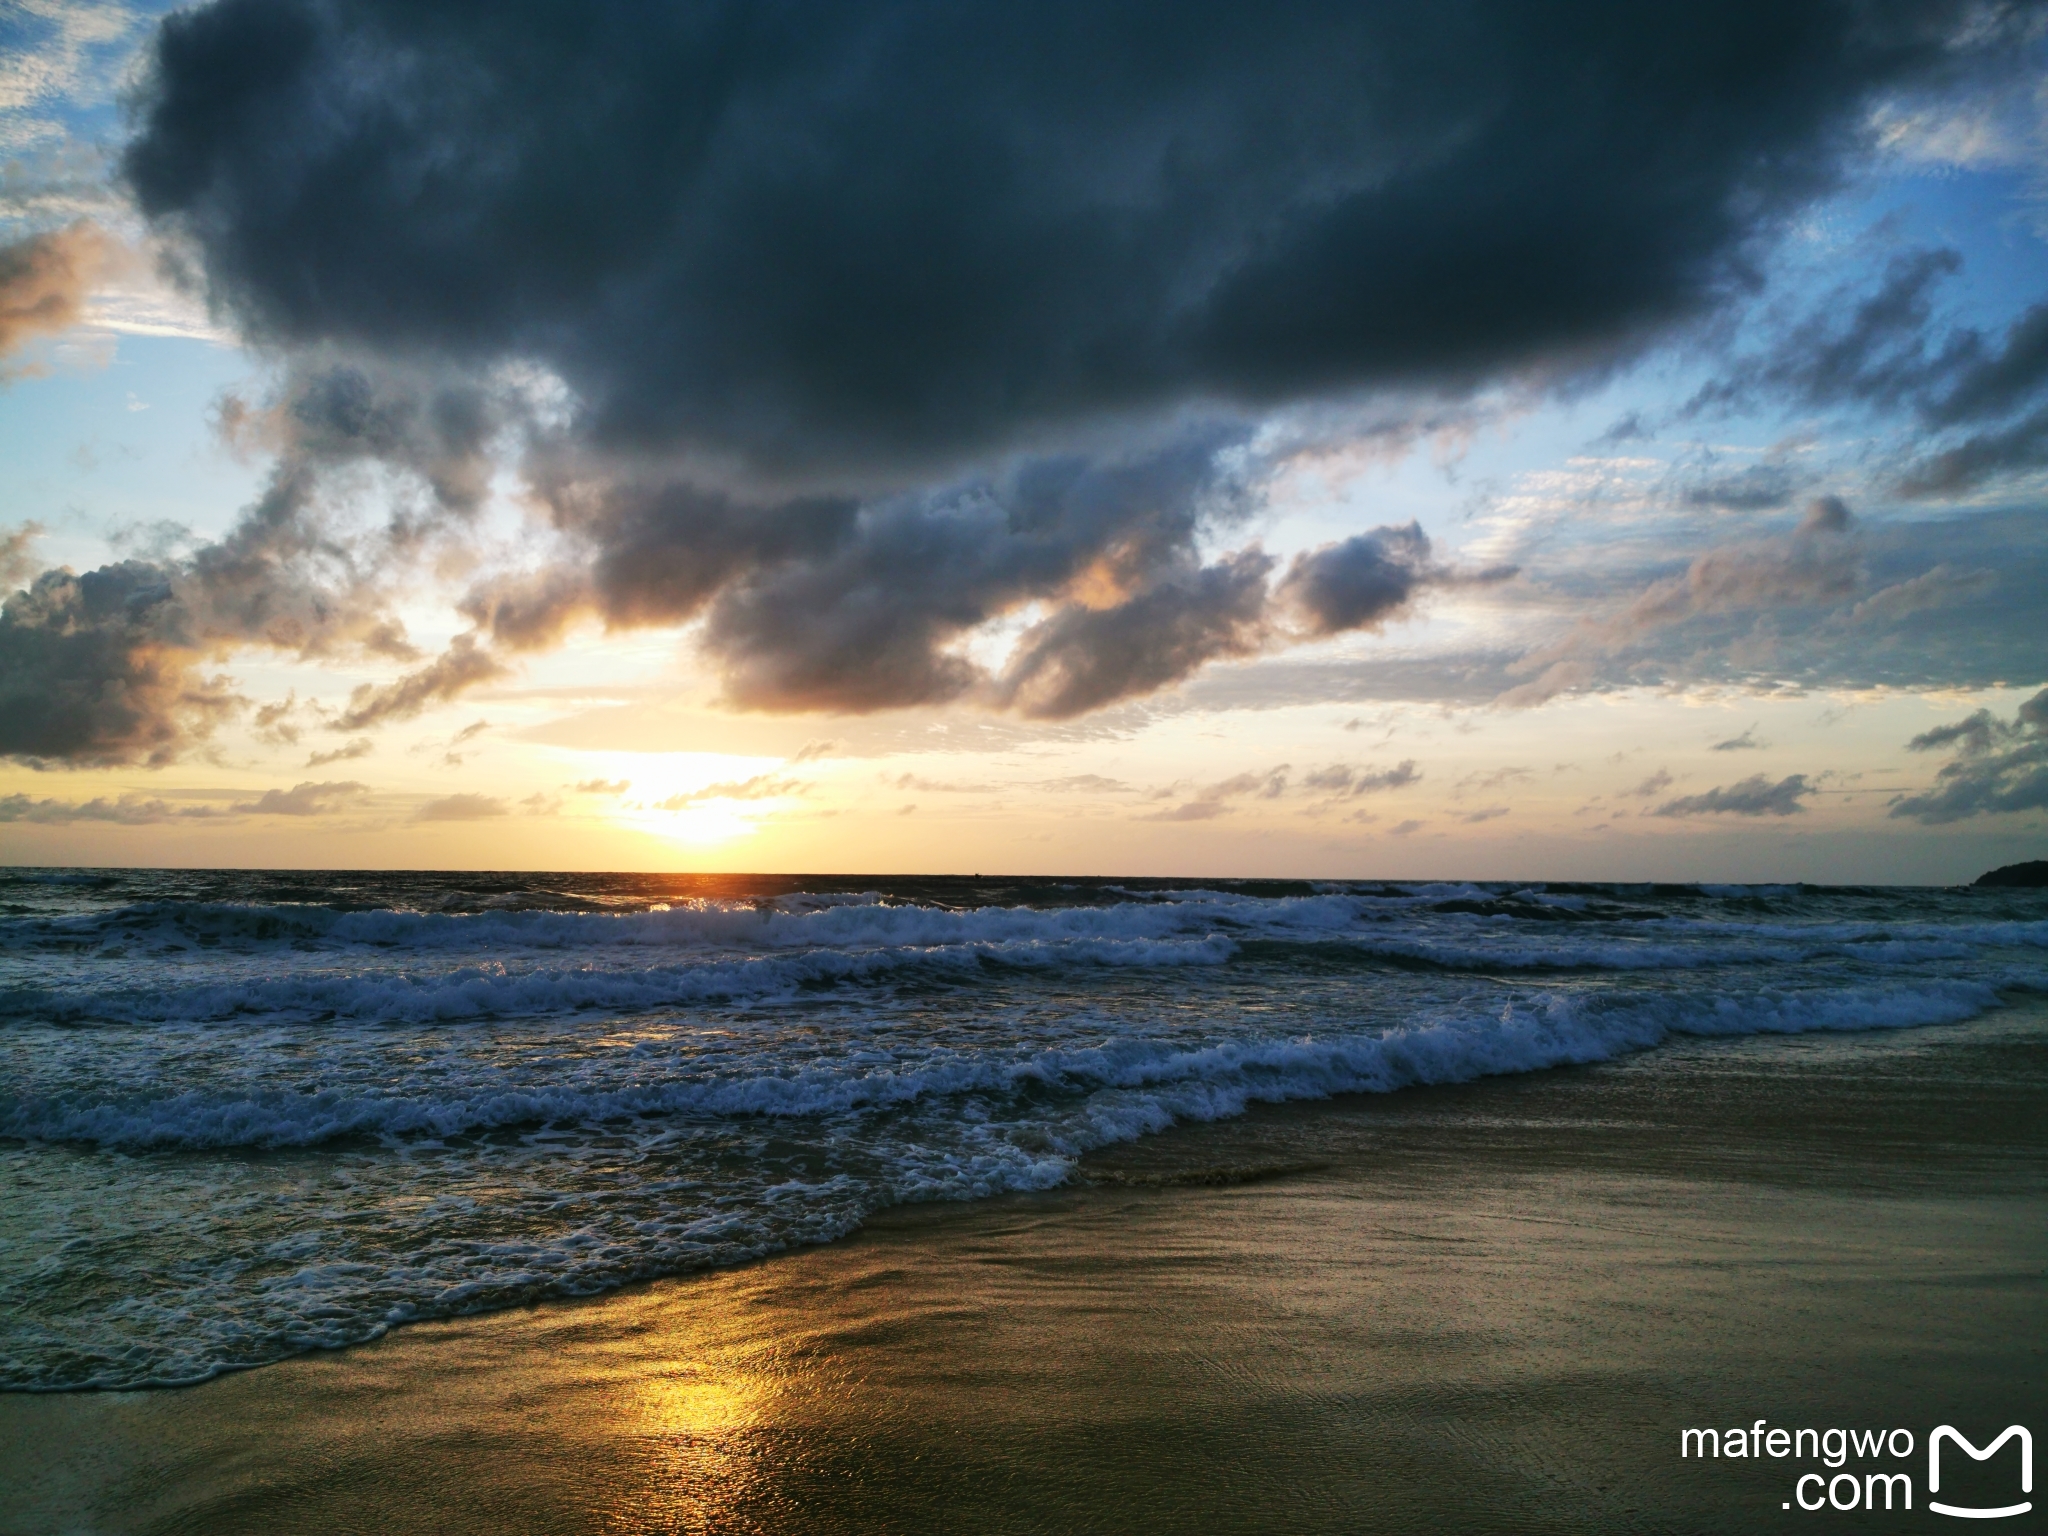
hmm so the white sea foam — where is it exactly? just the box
[3,874,2039,1391]
[1,975,2007,1153]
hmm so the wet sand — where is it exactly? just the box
[3,1006,2043,1535]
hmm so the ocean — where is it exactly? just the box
[3,868,2043,1395]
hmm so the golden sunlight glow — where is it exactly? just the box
[638,802,760,845]
[576,751,805,845]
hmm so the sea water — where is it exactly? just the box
[2,869,2042,1391]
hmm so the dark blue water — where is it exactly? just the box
[3,869,2042,1390]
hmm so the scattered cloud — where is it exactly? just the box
[413,793,508,821]
[337,639,506,732]
[1500,498,1863,706]
[1300,760,1421,797]
[0,778,369,823]
[1890,687,2048,823]
[650,774,805,810]
[307,736,372,767]
[1140,765,1290,822]
[0,221,112,363]
[234,779,368,817]
[1653,773,1815,817]
[0,792,213,825]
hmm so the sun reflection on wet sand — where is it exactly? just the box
[3,1014,2044,1534]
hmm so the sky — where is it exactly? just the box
[1,0,2046,880]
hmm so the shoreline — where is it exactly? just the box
[3,1005,2044,1533]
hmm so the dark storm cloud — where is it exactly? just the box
[1891,686,2048,822]
[21,0,2029,761]
[1653,773,1816,817]
[125,0,2012,475]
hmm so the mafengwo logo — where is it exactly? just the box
[1929,1427,2033,1521]
[1680,1421,2032,1517]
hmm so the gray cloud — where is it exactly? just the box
[0,222,110,362]
[1894,403,2048,497]
[1275,523,1445,636]
[235,779,369,816]
[0,562,240,766]
[1141,764,1291,821]
[335,637,506,732]
[1690,248,1968,418]
[1502,498,1862,705]
[413,793,508,822]
[1842,563,1998,626]
[1678,463,1806,511]
[999,549,1273,719]
[1037,774,1133,793]
[1710,727,1763,751]
[1,355,527,767]
[685,427,1262,715]
[0,792,216,825]
[0,525,42,588]
[1301,759,1421,796]
[1692,248,2048,497]
[651,774,805,809]
[307,737,372,767]
[0,779,368,823]
[1142,799,1231,823]
[1890,686,2048,823]
[1653,773,1815,816]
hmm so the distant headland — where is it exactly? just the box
[1974,860,2048,887]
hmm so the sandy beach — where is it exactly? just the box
[3,1001,2041,1535]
